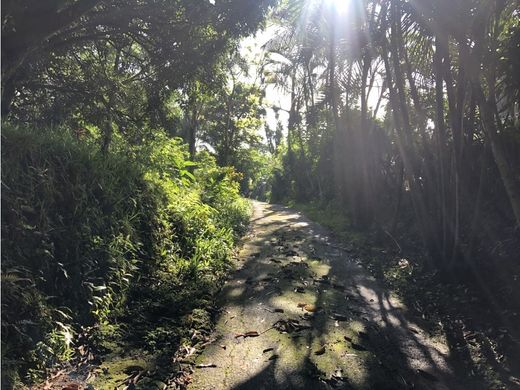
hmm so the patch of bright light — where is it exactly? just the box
[325,0,349,14]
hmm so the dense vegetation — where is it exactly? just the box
[1,125,251,386]
[2,0,519,388]
[264,0,520,273]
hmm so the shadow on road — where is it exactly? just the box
[190,202,484,390]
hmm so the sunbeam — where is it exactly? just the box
[325,0,350,14]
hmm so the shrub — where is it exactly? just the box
[1,125,251,387]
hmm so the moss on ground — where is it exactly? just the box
[89,354,156,389]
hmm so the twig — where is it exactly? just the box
[382,228,402,253]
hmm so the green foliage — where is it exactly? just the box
[1,125,251,387]
[233,147,275,201]
[3,0,275,131]
[196,152,252,237]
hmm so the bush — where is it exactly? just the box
[1,126,251,387]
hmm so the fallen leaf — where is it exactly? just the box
[331,313,349,321]
[153,381,167,390]
[358,331,369,340]
[314,346,326,355]
[273,318,310,333]
[351,343,367,351]
[263,305,275,312]
[123,366,144,374]
[315,278,331,285]
[417,369,438,382]
[244,331,259,337]
[509,376,520,386]
[304,304,317,312]
[131,371,144,384]
[196,363,217,368]
[62,384,80,390]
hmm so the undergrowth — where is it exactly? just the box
[1,125,251,388]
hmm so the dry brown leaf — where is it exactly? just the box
[273,318,310,333]
[304,304,317,312]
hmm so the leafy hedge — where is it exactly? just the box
[1,126,251,387]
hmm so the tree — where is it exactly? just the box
[2,0,275,129]
[266,0,520,268]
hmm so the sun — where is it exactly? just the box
[325,0,350,14]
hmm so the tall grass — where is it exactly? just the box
[1,125,251,387]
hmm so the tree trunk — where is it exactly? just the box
[188,106,197,161]
[475,85,520,226]
[384,0,436,260]
[1,74,17,117]
[433,34,450,261]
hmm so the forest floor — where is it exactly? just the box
[187,201,479,390]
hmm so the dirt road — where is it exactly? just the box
[188,201,469,390]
